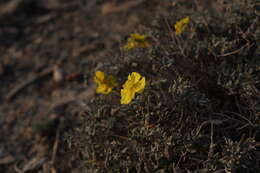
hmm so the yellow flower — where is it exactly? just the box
[174,17,190,35]
[124,33,151,50]
[94,71,118,94]
[121,72,145,104]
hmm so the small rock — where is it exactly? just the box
[53,65,64,83]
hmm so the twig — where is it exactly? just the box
[208,120,214,158]
[5,67,53,101]
[51,118,62,165]
[110,134,131,141]
[217,43,254,57]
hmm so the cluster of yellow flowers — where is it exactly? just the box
[123,17,190,50]
[94,18,190,103]
[174,17,190,35]
[94,71,146,104]
[124,33,151,50]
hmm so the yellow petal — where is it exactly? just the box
[123,72,141,89]
[120,88,135,104]
[124,41,136,50]
[96,84,112,95]
[131,72,142,84]
[133,76,145,93]
[130,33,147,40]
[123,75,135,89]
[174,17,190,35]
[94,71,105,84]
[96,85,104,94]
